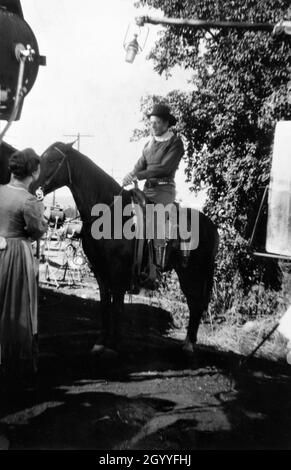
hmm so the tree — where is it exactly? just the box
[134,0,291,301]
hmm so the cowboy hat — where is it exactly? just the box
[147,104,177,127]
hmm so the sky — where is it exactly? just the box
[4,0,205,208]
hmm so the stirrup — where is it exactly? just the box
[154,241,168,270]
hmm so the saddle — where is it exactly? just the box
[129,186,191,292]
[130,187,156,292]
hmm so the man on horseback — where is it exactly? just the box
[122,103,185,270]
[123,104,184,204]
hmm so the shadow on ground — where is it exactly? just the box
[0,287,291,450]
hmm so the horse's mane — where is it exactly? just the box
[55,142,129,206]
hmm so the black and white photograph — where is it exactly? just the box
[0,0,291,454]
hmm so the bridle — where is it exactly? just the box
[40,144,127,213]
[41,145,72,192]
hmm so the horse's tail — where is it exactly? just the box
[205,224,219,305]
[199,212,219,308]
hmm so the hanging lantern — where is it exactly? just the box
[125,34,140,64]
[123,24,149,64]
[124,33,140,63]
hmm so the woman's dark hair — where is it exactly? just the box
[9,148,40,180]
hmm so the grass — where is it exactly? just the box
[151,268,291,363]
[198,319,288,361]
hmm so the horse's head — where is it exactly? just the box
[31,141,74,195]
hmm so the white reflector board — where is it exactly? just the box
[266,121,291,256]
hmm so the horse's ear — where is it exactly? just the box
[67,139,77,148]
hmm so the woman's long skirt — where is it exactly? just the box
[0,238,38,375]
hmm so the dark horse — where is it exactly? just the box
[0,141,17,184]
[31,142,219,353]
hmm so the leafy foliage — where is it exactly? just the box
[134,0,291,294]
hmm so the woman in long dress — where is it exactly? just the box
[0,148,48,380]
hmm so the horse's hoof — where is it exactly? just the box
[91,344,118,359]
[0,435,9,450]
[0,429,9,450]
[103,348,119,360]
[182,341,195,355]
[91,344,105,355]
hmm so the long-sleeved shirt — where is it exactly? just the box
[133,134,184,181]
[0,184,48,240]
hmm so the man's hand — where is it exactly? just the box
[122,172,136,187]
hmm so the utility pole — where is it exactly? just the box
[63,132,94,152]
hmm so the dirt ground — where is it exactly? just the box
[1,284,291,451]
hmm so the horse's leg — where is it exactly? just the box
[94,276,112,347]
[175,262,209,353]
[184,295,206,352]
[112,291,125,348]
[173,213,219,353]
